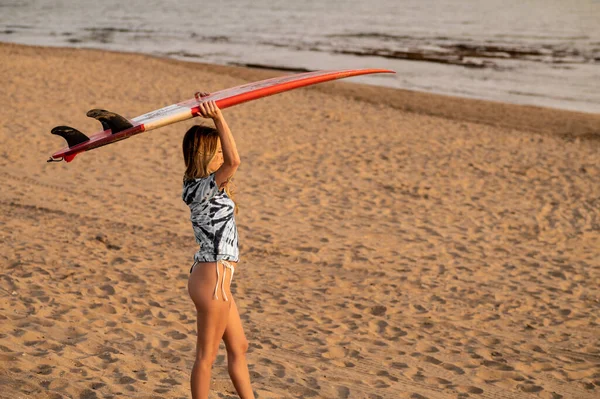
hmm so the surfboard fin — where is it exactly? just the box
[86,109,133,134]
[51,126,90,148]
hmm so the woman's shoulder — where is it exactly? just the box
[182,173,218,204]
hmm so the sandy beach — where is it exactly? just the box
[0,42,599,399]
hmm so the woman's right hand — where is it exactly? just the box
[195,91,210,100]
[198,100,223,121]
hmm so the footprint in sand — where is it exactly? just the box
[390,362,409,370]
[441,362,465,375]
[337,385,350,398]
[423,355,443,365]
[415,342,439,353]
[35,364,53,375]
[456,385,484,395]
[79,389,99,399]
[134,370,148,381]
[517,383,544,393]
[481,360,514,371]
[424,376,452,386]
[118,376,136,384]
[160,377,181,386]
[273,363,286,378]
[377,370,399,382]
[90,382,106,390]
[164,330,187,340]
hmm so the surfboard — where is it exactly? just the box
[48,68,395,162]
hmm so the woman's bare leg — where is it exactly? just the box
[223,297,255,399]
[188,262,232,399]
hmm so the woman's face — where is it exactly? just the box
[207,139,223,173]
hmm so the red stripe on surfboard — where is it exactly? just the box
[189,69,394,116]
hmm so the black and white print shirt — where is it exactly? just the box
[182,173,239,263]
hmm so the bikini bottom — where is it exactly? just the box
[190,259,235,301]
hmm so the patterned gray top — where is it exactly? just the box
[182,173,239,263]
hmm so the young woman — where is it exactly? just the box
[182,97,254,399]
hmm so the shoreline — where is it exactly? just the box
[3,41,599,141]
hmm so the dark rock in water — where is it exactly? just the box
[447,43,549,59]
[230,62,313,73]
[335,48,495,69]
[164,50,203,59]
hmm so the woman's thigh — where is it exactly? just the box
[223,297,249,354]
[188,261,233,358]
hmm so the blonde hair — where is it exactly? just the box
[182,125,237,212]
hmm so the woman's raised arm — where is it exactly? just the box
[198,100,241,189]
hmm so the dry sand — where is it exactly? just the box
[0,42,599,399]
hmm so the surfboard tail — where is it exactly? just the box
[48,126,89,162]
[51,126,90,147]
[46,151,80,163]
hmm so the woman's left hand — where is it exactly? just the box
[195,91,210,101]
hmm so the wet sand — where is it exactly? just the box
[0,42,599,399]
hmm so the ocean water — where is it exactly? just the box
[1,0,599,113]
